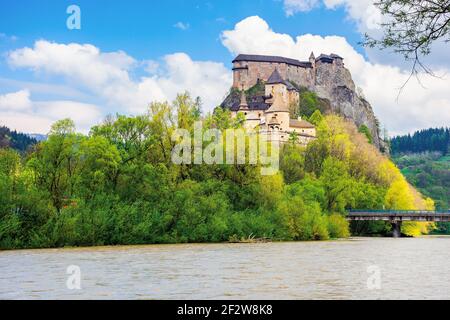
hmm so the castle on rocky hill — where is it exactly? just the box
[222,52,384,149]
[223,53,344,145]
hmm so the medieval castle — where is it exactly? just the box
[223,53,345,145]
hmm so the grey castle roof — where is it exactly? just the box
[285,81,297,91]
[290,119,315,129]
[266,69,298,91]
[227,95,271,112]
[266,68,284,84]
[233,54,312,68]
[316,53,343,63]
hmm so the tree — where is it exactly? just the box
[0,126,37,152]
[309,110,324,126]
[384,178,415,210]
[391,127,450,154]
[280,144,305,184]
[364,0,450,80]
[358,124,373,144]
[299,90,320,118]
[320,157,352,213]
[28,119,83,213]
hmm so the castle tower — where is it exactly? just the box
[309,52,316,85]
[238,88,249,111]
[264,69,291,132]
[238,85,261,130]
[309,52,315,65]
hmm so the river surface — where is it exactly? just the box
[0,237,449,300]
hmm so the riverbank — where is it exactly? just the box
[3,234,449,252]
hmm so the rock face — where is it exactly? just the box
[313,61,383,150]
[223,54,386,150]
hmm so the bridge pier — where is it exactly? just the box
[391,221,402,238]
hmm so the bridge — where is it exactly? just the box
[347,210,450,237]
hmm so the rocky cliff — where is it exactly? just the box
[313,62,385,150]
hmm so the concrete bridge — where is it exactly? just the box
[347,210,450,237]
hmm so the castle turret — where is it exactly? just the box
[309,52,315,65]
[264,69,291,132]
[238,88,249,111]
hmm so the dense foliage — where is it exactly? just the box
[391,127,450,155]
[0,126,37,152]
[358,125,373,144]
[294,87,330,119]
[393,152,450,233]
[394,152,449,209]
[0,94,435,249]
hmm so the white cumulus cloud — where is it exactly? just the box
[0,89,33,111]
[284,0,320,15]
[221,16,450,135]
[0,90,102,134]
[282,0,382,32]
[8,41,231,115]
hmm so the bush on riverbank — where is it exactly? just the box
[0,94,434,249]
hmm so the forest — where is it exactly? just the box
[390,127,450,233]
[0,126,37,152]
[391,127,450,155]
[0,94,436,249]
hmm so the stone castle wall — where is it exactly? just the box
[233,60,315,90]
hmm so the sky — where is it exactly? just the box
[0,0,449,136]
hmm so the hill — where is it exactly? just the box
[393,152,449,210]
[390,128,450,234]
[0,126,37,152]
[391,127,449,155]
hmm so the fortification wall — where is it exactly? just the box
[233,61,287,89]
[286,65,315,88]
[233,60,314,90]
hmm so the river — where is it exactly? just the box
[0,237,449,300]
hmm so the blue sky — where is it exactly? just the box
[0,0,449,135]
[0,0,362,64]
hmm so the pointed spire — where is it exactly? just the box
[266,68,284,85]
[309,51,315,60]
[239,84,249,110]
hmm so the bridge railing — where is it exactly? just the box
[347,209,450,215]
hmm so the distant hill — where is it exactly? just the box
[393,152,449,210]
[391,127,449,155]
[27,133,47,142]
[390,128,450,234]
[0,126,38,152]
